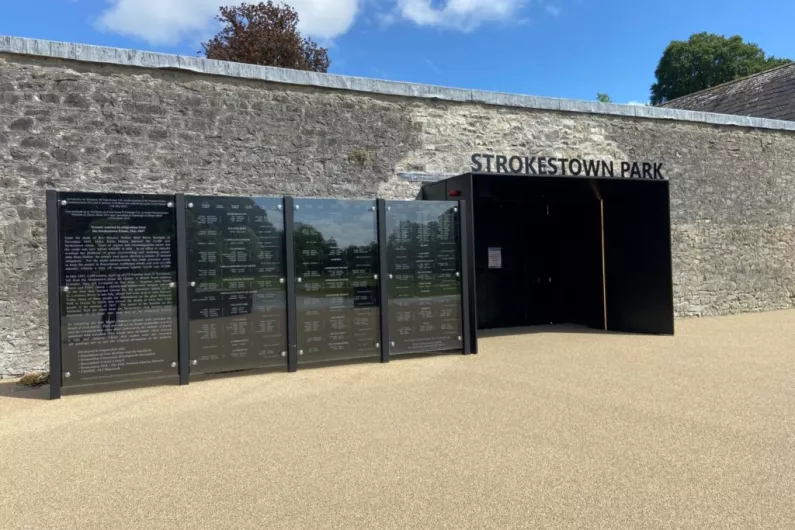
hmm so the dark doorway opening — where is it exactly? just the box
[421,172,674,342]
[473,176,605,331]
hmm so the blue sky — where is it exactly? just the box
[1,0,792,104]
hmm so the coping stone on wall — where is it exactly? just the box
[398,172,461,182]
[2,35,795,133]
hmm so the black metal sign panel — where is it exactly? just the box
[185,196,287,373]
[294,199,380,363]
[58,192,178,386]
[386,201,463,354]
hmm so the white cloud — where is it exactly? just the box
[545,5,561,16]
[626,100,649,106]
[395,0,529,30]
[291,0,360,39]
[96,0,360,46]
[96,0,218,45]
[96,0,540,46]
[375,11,399,28]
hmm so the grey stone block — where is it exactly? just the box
[9,117,35,130]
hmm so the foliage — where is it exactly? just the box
[17,372,49,387]
[348,149,369,167]
[596,93,612,103]
[650,32,791,105]
[201,1,330,72]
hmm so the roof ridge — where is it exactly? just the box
[660,61,795,106]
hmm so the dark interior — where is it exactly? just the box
[472,176,605,331]
[421,172,674,337]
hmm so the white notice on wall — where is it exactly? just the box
[488,247,502,269]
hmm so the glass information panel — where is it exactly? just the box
[386,201,462,354]
[294,199,380,363]
[58,192,178,386]
[186,196,287,373]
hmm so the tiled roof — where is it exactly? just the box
[660,63,795,122]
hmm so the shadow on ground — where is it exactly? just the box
[0,380,50,401]
[477,323,650,338]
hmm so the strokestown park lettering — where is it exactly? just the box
[471,154,666,180]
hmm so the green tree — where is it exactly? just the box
[201,2,330,72]
[596,93,612,103]
[650,32,791,105]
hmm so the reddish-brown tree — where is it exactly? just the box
[201,2,330,72]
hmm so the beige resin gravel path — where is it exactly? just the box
[1,310,794,529]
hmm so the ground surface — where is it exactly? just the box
[1,310,794,529]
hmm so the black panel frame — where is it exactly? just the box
[448,175,478,353]
[458,200,473,355]
[46,190,63,400]
[665,182,675,333]
[175,194,191,385]
[377,199,390,363]
[284,196,298,372]
[419,180,447,201]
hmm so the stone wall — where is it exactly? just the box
[1,48,794,377]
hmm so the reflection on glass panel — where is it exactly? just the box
[58,193,178,386]
[294,199,380,364]
[386,201,462,355]
[186,196,287,373]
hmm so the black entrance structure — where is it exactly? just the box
[421,172,675,350]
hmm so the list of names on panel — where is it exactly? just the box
[294,199,380,363]
[186,196,287,372]
[387,201,462,354]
